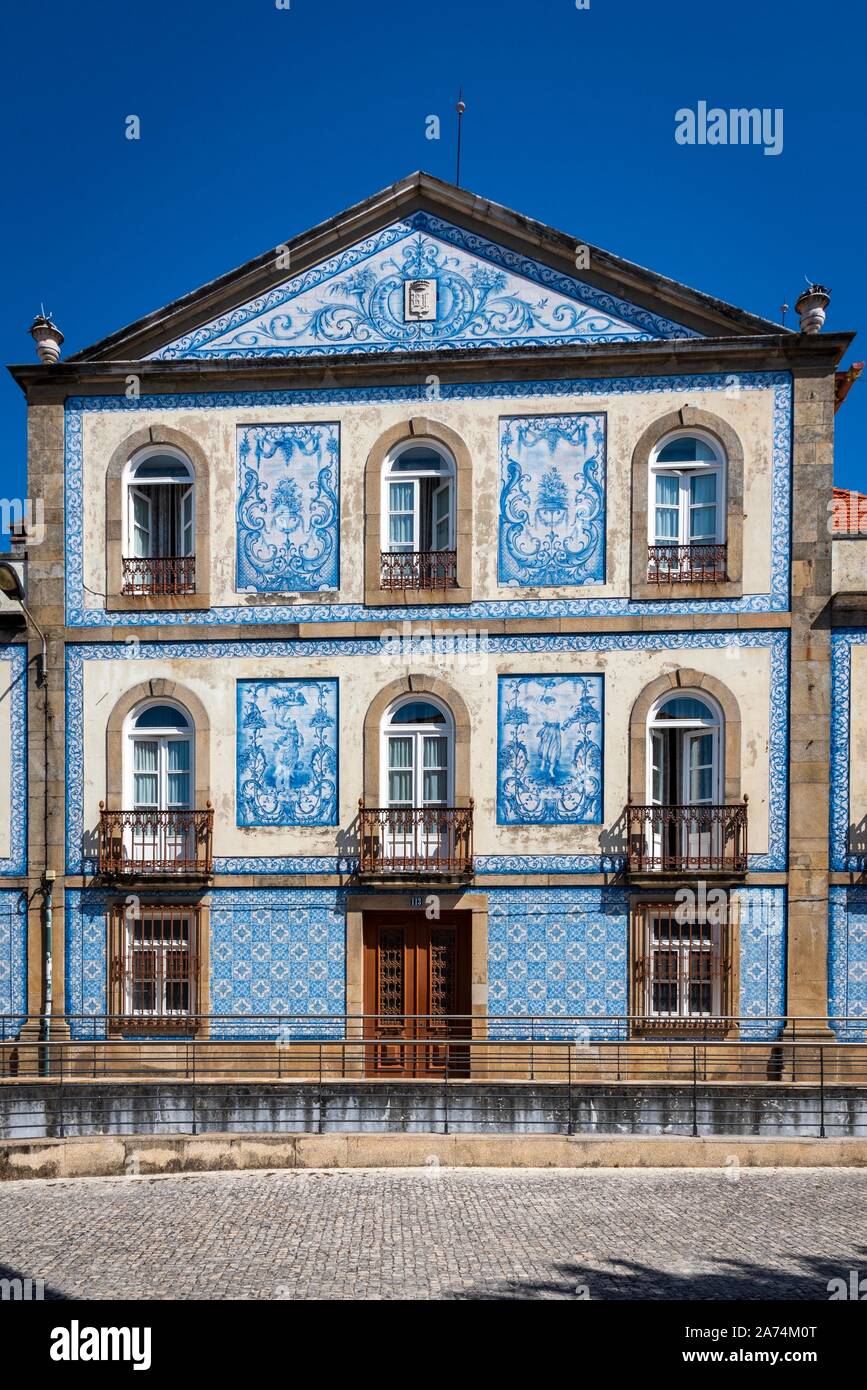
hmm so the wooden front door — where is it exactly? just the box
[363,912,471,1076]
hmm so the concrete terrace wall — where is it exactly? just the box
[1,1080,865,1141]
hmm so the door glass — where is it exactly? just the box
[167,739,191,809]
[689,472,717,541]
[131,489,151,558]
[132,741,158,807]
[433,482,451,551]
[688,732,715,804]
[388,481,415,550]
[180,485,194,557]
[422,735,448,805]
[650,730,665,804]
[654,474,680,542]
[387,736,414,804]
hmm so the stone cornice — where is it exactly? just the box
[7,331,853,401]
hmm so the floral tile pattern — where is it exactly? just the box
[149,213,697,360]
[236,423,340,592]
[498,414,605,586]
[0,890,26,1029]
[0,643,27,876]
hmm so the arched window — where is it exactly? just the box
[124,701,194,814]
[374,695,457,867]
[646,691,723,868]
[100,691,213,877]
[111,699,199,874]
[381,696,454,809]
[380,442,456,589]
[648,432,726,582]
[122,447,195,595]
[648,692,722,808]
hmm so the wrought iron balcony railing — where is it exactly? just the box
[358,801,474,875]
[98,804,214,876]
[380,550,458,590]
[121,556,196,597]
[626,800,748,875]
[646,543,727,584]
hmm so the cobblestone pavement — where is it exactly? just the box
[0,1167,865,1300]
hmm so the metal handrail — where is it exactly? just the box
[121,555,196,596]
[379,549,458,590]
[1,1014,866,1144]
[358,800,474,874]
[646,543,727,583]
[98,804,214,875]
[626,800,748,873]
[0,1012,862,1043]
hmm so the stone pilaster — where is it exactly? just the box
[21,400,69,1035]
[785,371,835,1032]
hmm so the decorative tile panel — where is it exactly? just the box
[498,414,605,586]
[237,423,340,592]
[0,890,26,1030]
[64,372,792,626]
[829,887,867,1041]
[237,679,338,826]
[497,675,603,824]
[65,628,788,874]
[0,644,27,876]
[64,889,110,1036]
[149,212,698,360]
[209,890,346,1038]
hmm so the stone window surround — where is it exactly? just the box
[631,406,744,601]
[628,668,743,807]
[627,892,741,1032]
[345,891,489,1041]
[104,679,211,812]
[106,895,212,1039]
[361,673,472,808]
[105,424,212,611]
[363,416,473,606]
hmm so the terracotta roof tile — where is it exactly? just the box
[833,487,867,535]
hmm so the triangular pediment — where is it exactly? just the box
[149,212,700,359]
[66,173,791,363]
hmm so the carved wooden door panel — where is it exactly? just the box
[363,913,470,1077]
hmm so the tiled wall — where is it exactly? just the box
[0,890,26,1031]
[829,887,867,1040]
[64,885,787,1042]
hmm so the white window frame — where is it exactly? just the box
[123,700,195,812]
[642,906,723,1020]
[124,909,197,1020]
[379,695,455,809]
[648,430,727,549]
[646,692,723,808]
[122,446,195,560]
[381,440,456,555]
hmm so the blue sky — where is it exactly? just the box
[1,0,864,524]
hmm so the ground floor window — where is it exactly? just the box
[633,900,730,1024]
[109,904,199,1025]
